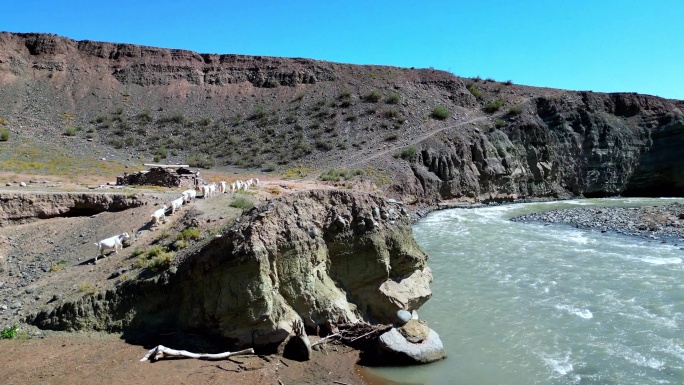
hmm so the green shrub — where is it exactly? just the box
[431,107,450,120]
[249,104,268,120]
[364,90,382,102]
[383,109,399,119]
[386,92,400,104]
[178,227,201,241]
[508,105,523,115]
[187,153,215,168]
[131,248,144,257]
[385,133,398,141]
[156,146,168,159]
[396,145,417,159]
[1,325,19,339]
[49,259,67,272]
[483,99,504,113]
[0,128,8,141]
[230,196,254,211]
[495,119,506,128]
[315,140,333,151]
[262,162,277,172]
[64,127,77,136]
[147,251,174,272]
[172,239,189,250]
[467,84,484,99]
[157,113,186,125]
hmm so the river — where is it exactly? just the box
[370,198,684,385]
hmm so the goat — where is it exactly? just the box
[201,184,211,198]
[94,232,130,263]
[182,189,196,203]
[150,205,168,226]
[208,182,217,197]
[170,196,184,215]
[219,181,227,194]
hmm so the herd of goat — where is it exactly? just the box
[93,178,259,263]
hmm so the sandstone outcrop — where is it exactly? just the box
[29,190,432,347]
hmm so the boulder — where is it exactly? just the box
[378,326,447,365]
[395,310,412,326]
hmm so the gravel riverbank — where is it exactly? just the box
[511,202,684,245]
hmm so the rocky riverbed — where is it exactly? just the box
[511,202,684,244]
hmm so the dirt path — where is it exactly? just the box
[347,115,489,167]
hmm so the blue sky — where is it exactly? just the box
[3,1,683,99]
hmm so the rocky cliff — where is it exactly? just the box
[29,190,432,347]
[399,92,684,201]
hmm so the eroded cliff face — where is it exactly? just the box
[0,192,145,225]
[396,92,684,201]
[29,190,431,347]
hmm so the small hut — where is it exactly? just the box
[117,164,203,188]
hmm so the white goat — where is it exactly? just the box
[170,196,184,215]
[182,189,196,203]
[94,232,130,263]
[219,181,227,194]
[208,182,217,197]
[150,205,168,226]
[201,184,211,198]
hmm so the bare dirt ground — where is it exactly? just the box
[0,173,405,385]
[0,332,406,385]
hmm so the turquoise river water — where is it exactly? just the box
[371,198,684,385]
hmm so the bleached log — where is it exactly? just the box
[140,345,255,362]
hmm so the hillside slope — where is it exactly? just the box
[1,32,683,200]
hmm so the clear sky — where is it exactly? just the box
[3,0,683,100]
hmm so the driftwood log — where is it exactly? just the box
[140,345,255,362]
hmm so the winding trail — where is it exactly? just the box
[346,114,489,167]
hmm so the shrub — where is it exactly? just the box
[230,196,254,211]
[262,162,277,172]
[1,325,18,339]
[131,248,144,257]
[64,127,77,136]
[483,99,504,113]
[155,146,168,159]
[49,260,67,272]
[431,107,450,120]
[495,119,506,128]
[467,84,484,99]
[147,251,174,272]
[157,113,186,125]
[508,105,523,116]
[397,145,417,159]
[504,80,513,86]
[172,239,189,250]
[249,104,268,120]
[0,128,8,142]
[315,140,334,151]
[386,92,400,104]
[385,133,398,141]
[187,153,215,168]
[364,90,382,102]
[383,109,399,119]
[178,227,201,241]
